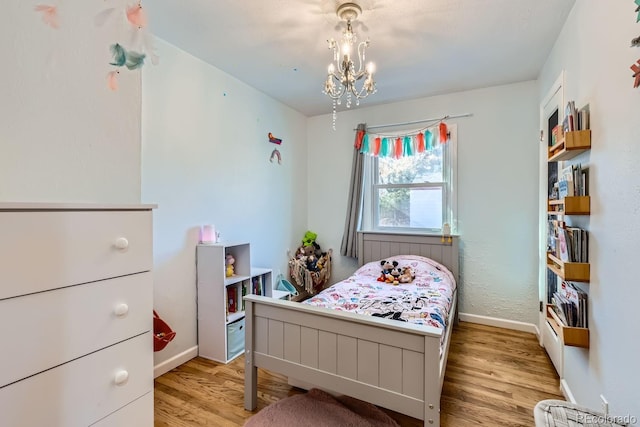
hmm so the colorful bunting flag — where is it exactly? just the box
[357,122,449,158]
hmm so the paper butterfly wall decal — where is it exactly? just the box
[110,43,146,70]
[635,0,640,22]
[107,70,120,91]
[34,4,59,29]
[126,4,147,29]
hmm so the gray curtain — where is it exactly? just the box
[340,123,367,258]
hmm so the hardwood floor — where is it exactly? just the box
[154,322,563,426]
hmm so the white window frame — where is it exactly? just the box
[362,124,458,234]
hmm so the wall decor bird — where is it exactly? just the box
[268,132,282,144]
[631,59,640,88]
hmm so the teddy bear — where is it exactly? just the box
[398,266,415,283]
[225,254,235,277]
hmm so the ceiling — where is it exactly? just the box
[147,0,575,117]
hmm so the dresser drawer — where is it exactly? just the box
[0,210,152,300]
[0,333,153,427]
[91,391,153,427]
[0,272,152,387]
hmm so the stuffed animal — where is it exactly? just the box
[398,266,415,283]
[301,230,317,247]
[225,254,235,277]
[316,252,329,270]
[306,254,319,271]
[377,260,399,282]
[388,267,402,285]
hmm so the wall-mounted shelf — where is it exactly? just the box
[548,130,591,162]
[546,305,589,348]
[547,253,590,282]
[548,196,590,215]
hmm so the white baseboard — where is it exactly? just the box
[459,312,538,335]
[560,379,576,403]
[154,345,198,378]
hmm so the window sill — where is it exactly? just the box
[358,229,459,238]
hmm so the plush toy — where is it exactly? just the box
[302,230,318,247]
[306,254,319,271]
[312,241,323,258]
[225,254,235,277]
[398,266,415,283]
[377,259,397,282]
[316,252,328,270]
[388,267,402,285]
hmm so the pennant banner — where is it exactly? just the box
[359,122,449,157]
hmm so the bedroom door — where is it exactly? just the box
[538,72,564,347]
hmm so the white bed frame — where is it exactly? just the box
[244,231,459,427]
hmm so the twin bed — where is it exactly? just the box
[244,231,459,427]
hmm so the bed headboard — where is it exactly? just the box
[357,231,459,283]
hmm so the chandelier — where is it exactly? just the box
[323,3,376,125]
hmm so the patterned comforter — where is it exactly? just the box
[303,255,456,331]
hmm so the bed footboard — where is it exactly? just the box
[244,295,445,426]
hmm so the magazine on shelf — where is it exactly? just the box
[552,281,588,328]
[557,228,570,262]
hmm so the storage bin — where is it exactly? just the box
[226,317,245,361]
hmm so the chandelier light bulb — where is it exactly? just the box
[342,42,351,58]
[366,62,375,74]
[328,63,335,74]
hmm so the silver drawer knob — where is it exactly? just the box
[114,237,129,250]
[114,370,129,386]
[114,303,129,317]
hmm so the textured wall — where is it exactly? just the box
[538,0,640,417]
[1,0,141,203]
[142,38,308,367]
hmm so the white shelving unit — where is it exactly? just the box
[196,243,275,363]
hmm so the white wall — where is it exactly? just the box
[0,0,141,203]
[307,81,540,324]
[539,1,640,417]
[142,38,308,367]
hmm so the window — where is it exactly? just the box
[363,125,457,233]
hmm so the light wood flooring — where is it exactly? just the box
[154,321,563,427]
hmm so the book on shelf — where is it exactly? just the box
[252,276,263,296]
[578,105,590,130]
[562,101,590,133]
[556,163,587,198]
[241,283,247,311]
[228,286,237,313]
[566,227,588,263]
[551,124,563,147]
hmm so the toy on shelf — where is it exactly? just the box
[225,254,235,277]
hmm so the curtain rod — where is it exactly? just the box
[359,113,473,131]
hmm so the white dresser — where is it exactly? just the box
[0,203,155,426]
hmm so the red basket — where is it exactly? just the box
[153,310,176,352]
